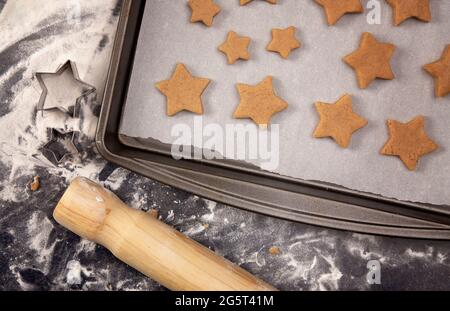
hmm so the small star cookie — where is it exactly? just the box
[240,0,277,5]
[386,0,431,26]
[344,32,396,89]
[424,45,450,97]
[188,0,221,27]
[267,26,301,59]
[314,0,363,26]
[381,116,438,171]
[313,94,368,148]
[156,64,211,116]
[218,31,251,65]
[233,76,288,126]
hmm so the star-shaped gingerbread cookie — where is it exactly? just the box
[233,76,288,126]
[188,0,221,27]
[155,64,211,116]
[424,45,450,97]
[344,32,396,89]
[240,0,277,5]
[267,26,301,59]
[386,0,431,26]
[381,116,438,171]
[313,94,368,148]
[314,0,363,26]
[218,31,251,65]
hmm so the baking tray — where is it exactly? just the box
[97,0,450,239]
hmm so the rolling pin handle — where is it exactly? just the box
[53,177,276,291]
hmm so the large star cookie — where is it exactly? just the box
[314,0,363,26]
[381,116,438,171]
[386,0,431,26]
[424,45,450,97]
[313,94,368,148]
[188,0,221,27]
[344,32,396,89]
[267,26,301,59]
[218,31,251,65]
[240,0,277,5]
[156,64,211,116]
[233,76,288,126]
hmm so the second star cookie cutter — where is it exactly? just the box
[36,60,96,117]
[41,128,80,165]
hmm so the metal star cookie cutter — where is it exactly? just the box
[36,60,96,117]
[41,128,80,165]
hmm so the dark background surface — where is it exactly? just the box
[0,0,449,291]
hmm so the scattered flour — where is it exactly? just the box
[65,259,93,287]
[283,252,317,281]
[0,0,121,203]
[27,212,57,272]
[317,254,343,291]
[437,253,447,264]
[245,248,266,268]
[344,240,387,264]
[9,264,35,291]
[75,239,97,254]
[66,260,83,285]
[201,199,216,222]
[405,247,434,259]
[103,168,129,191]
[183,223,207,236]
[165,210,175,222]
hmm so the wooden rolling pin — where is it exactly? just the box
[53,177,276,291]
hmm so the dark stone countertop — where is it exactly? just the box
[0,0,449,291]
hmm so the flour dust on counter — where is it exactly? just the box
[1,0,450,291]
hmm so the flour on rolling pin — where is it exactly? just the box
[53,178,276,291]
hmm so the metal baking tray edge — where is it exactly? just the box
[96,0,450,240]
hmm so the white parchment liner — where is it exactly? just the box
[120,0,450,205]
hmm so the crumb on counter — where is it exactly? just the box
[30,176,40,192]
[269,246,281,255]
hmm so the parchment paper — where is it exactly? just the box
[120,0,450,205]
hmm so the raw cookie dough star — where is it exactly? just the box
[314,0,363,26]
[344,32,396,89]
[386,0,431,26]
[240,0,277,5]
[313,94,368,148]
[218,31,251,65]
[267,26,301,59]
[381,116,438,171]
[155,64,211,116]
[188,0,221,27]
[423,45,450,97]
[233,76,288,126]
